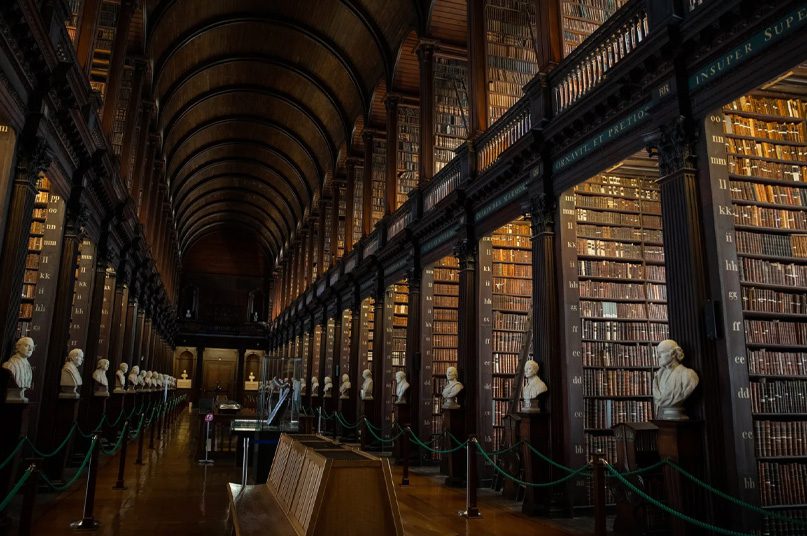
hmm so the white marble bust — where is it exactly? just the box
[310,376,319,397]
[248,371,255,382]
[59,348,84,398]
[115,362,128,393]
[127,365,140,390]
[339,373,351,399]
[92,358,110,396]
[156,373,164,388]
[653,339,699,420]
[360,369,373,401]
[394,370,410,405]
[138,369,146,389]
[441,366,463,410]
[2,337,34,403]
[181,369,188,380]
[520,359,548,412]
[144,370,153,388]
[323,376,333,398]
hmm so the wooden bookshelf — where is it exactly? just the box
[560,0,627,58]
[311,324,322,387]
[483,0,539,125]
[433,56,469,174]
[68,240,96,351]
[340,309,352,382]
[324,317,336,383]
[371,139,386,225]
[96,269,115,360]
[89,0,119,98]
[65,0,81,43]
[322,201,333,272]
[421,256,459,460]
[337,184,346,261]
[353,164,364,245]
[111,64,133,157]
[383,282,408,425]
[721,93,807,520]
[397,106,419,209]
[359,297,375,374]
[301,331,310,388]
[479,219,533,452]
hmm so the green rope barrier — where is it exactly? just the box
[523,440,591,474]
[0,466,33,513]
[447,431,467,447]
[335,412,361,429]
[77,412,108,439]
[408,429,468,454]
[363,420,405,443]
[606,459,668,478]
[23,423,77,459]
[0,438,27,472]
[487,440,524,457]
[606,464,753,536]
[101,422,128,456]
[663,459,807,529]
[477,441,590,488]
[40,438,97,493]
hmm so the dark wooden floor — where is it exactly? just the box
[31,413,591,535]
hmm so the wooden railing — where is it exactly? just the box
[387,201,414,240]
[550,0,649,116]
[424,154,465,211]
[476,96,532,172]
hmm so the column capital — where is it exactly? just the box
[453,238,477,271]
[528,192,555,236]
[647,116,699,179]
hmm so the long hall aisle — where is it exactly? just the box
[32,410,234,535]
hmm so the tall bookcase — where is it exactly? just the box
[352,164,364,245]
[483,0,539,125]
[68,240,96,351]
[89,0,119,99]
[397,106,420,209]
[569,172,669,502]
[322,202,333,271]
[65,0,82,43]
[383,282,408,425]
[421,256,459,459]
[340,309,352,381]
[301,331,310,389]
[719,92,807,527]
[111,65,133,157]
[359,297,375,374]
[336,184,346,261]
[433,56,469,174]
[311,324,322,387]
[371,139,386,225]
[96,269,115,360]
[324,318,336,384]
[479,219,533,451]
[560,1,627,58]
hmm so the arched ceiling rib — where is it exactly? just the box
[147,0,418,269]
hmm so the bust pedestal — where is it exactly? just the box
[360,399,375,451]
[392,403,411,464]
[0,368,30,503]
[177,378,192,389]
[244,380,259,391]
[518,411,552,515]
[442,408,466,487]
[105,390,128,443]
[45,396,82,480]
[338,394,358,442]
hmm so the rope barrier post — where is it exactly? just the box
[148,407,156,450]
[593,453,606,536]
[113,420,130,490]
[157,405,163,442]
[18,463,39,536]
[317,407,322,435]
[401,427,410,486]
[135,413,146,465]
[459,436,480,519]
[70,436,100,530]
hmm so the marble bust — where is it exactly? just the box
[248,371,255,382]
[92,359,110,396]
[144,370,153,388]
[360,369,373,401]
[441,366,463,410]
[127,365,140,390]
[2,337,35,403]
[653,339,699,420]
[138,369,146,389]
[115,363,128,393]
[323,376,333,398]
[394,370,410,405]
[181,369,188,380]
[339,374,351,399]
[520,359,548,413]
[59,348,84,398]
[310,376,319,397]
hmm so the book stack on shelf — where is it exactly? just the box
[722,93,807,521]
[488,219,533,450]
[336,184,346,261]
[359,298,375,374]
[322,202,333,271]
[65,0,81,43]
[68,241,95,350]
[371,139,386,226]
[340,309,352,381]
[397,106,419,209]
[483,0,539,125]
[310,229,319,282]
[301,332,310,387]
[560,0,627,58]
[111,65,133,157]
[352,164,364,246]
[433,56,469,174]
[384,282,409,423]
[17,177,52,339]
[89,1,119,98]
[573,173,669,479]
[311,325,322,386]
[325,318,336,383]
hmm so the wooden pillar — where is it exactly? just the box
[344,161,356,253]
[317,207,326,277]
[100,0,137,136]
[121,288,139,368]
[80,242,111,393]
[404,266,421,438]
[417,41,435,186]
[132,309,146,367]
[119,58,147,188]
[235,346,246,403]
[332,312,343,386]
[0,140,50,355]
[74,0,101,74]
[130,105,155,208]
[348,305,361,420]
[454,238,479,436]
[467,0,488,136]
[330,185,340,263]
[534,0,564,71]
[361,131,374,235]
[106,276,127,371]
[370,274,385,428]
[384,96,399,214]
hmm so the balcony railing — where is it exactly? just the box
[387,201,414,240]
[476,96,532,173]
[551,0,649,116]
[424,153,465,211]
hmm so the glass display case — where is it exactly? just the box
[231,356,303,433]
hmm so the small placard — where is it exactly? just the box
[177,379,192,389]
[244,381,259,391]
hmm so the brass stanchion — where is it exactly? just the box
[148,408,156,450]
[135,413,146,465]
[593,453,606,536]
[70,436,100,530]
[113,420,130,490]
[459,436,480,518]
[18,463,39,536]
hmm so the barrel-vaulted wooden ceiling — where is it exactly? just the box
[145,0,451,265]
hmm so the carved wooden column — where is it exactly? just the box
[455,238,479,435]
[0,140,51,354]
[317,207,326,278]
[330,184,340,263]
[80,236,111,393]
[119,58,147,189]
[121,281,139,368]
[417,41,435,186]
[467,0,488,137]
[533,0,563,70]
[345,160,357,253]
[404,265,421,438]
[100,0,137,135]
[106,265,127,371]
[361,131,374,235]
[133,308,146,366]
[305,315,316,407]
[384,96,399,214]
[370,273,386,428]
[348,304,361,422]
[331,309,343,396]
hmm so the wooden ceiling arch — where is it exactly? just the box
[183,221,275,262]
[179,200,284,248]
[178,189,292,240]
[181,208,281,254]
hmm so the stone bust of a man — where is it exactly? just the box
[3,337,35,402]
[521,359,548,412]
[653,339,699,420]
[394,370,409,404]
[360,369,373,401]
[92,359,109,396]
[115,362,128,392]
[60,348,84,398]
[310,375,319,397]
[339,374,351,399]
[441,366,463,409]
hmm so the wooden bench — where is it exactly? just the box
[228,434,403,536]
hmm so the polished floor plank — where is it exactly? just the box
[31,413,591,535]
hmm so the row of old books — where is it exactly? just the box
[736,231,807,258]
[493,277,531,296]
[745,320,807,346]
[584,399,653,429]
[582,341,657,368]
[578,259,666,281]
[579,280,667,301]
[581,319,669,342]
[581,300,668,321]
[730,180,807,207]
[726,138,807,161]
[575,195,661,214]
[728,156,807,183]
[751,379,807,413]
[748,350,807,376]
[740,258,807,287]
[494,311,529,331]
[743,288,807,315]
[758,462,807,506]
[493,352,519,374]
[723,116,804,140]
[578,224,663,243]
[725,95,803,118]
[734,205,807,230]
[582,369,652,397]
[577,208,661,228]
[755,420,807,457]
